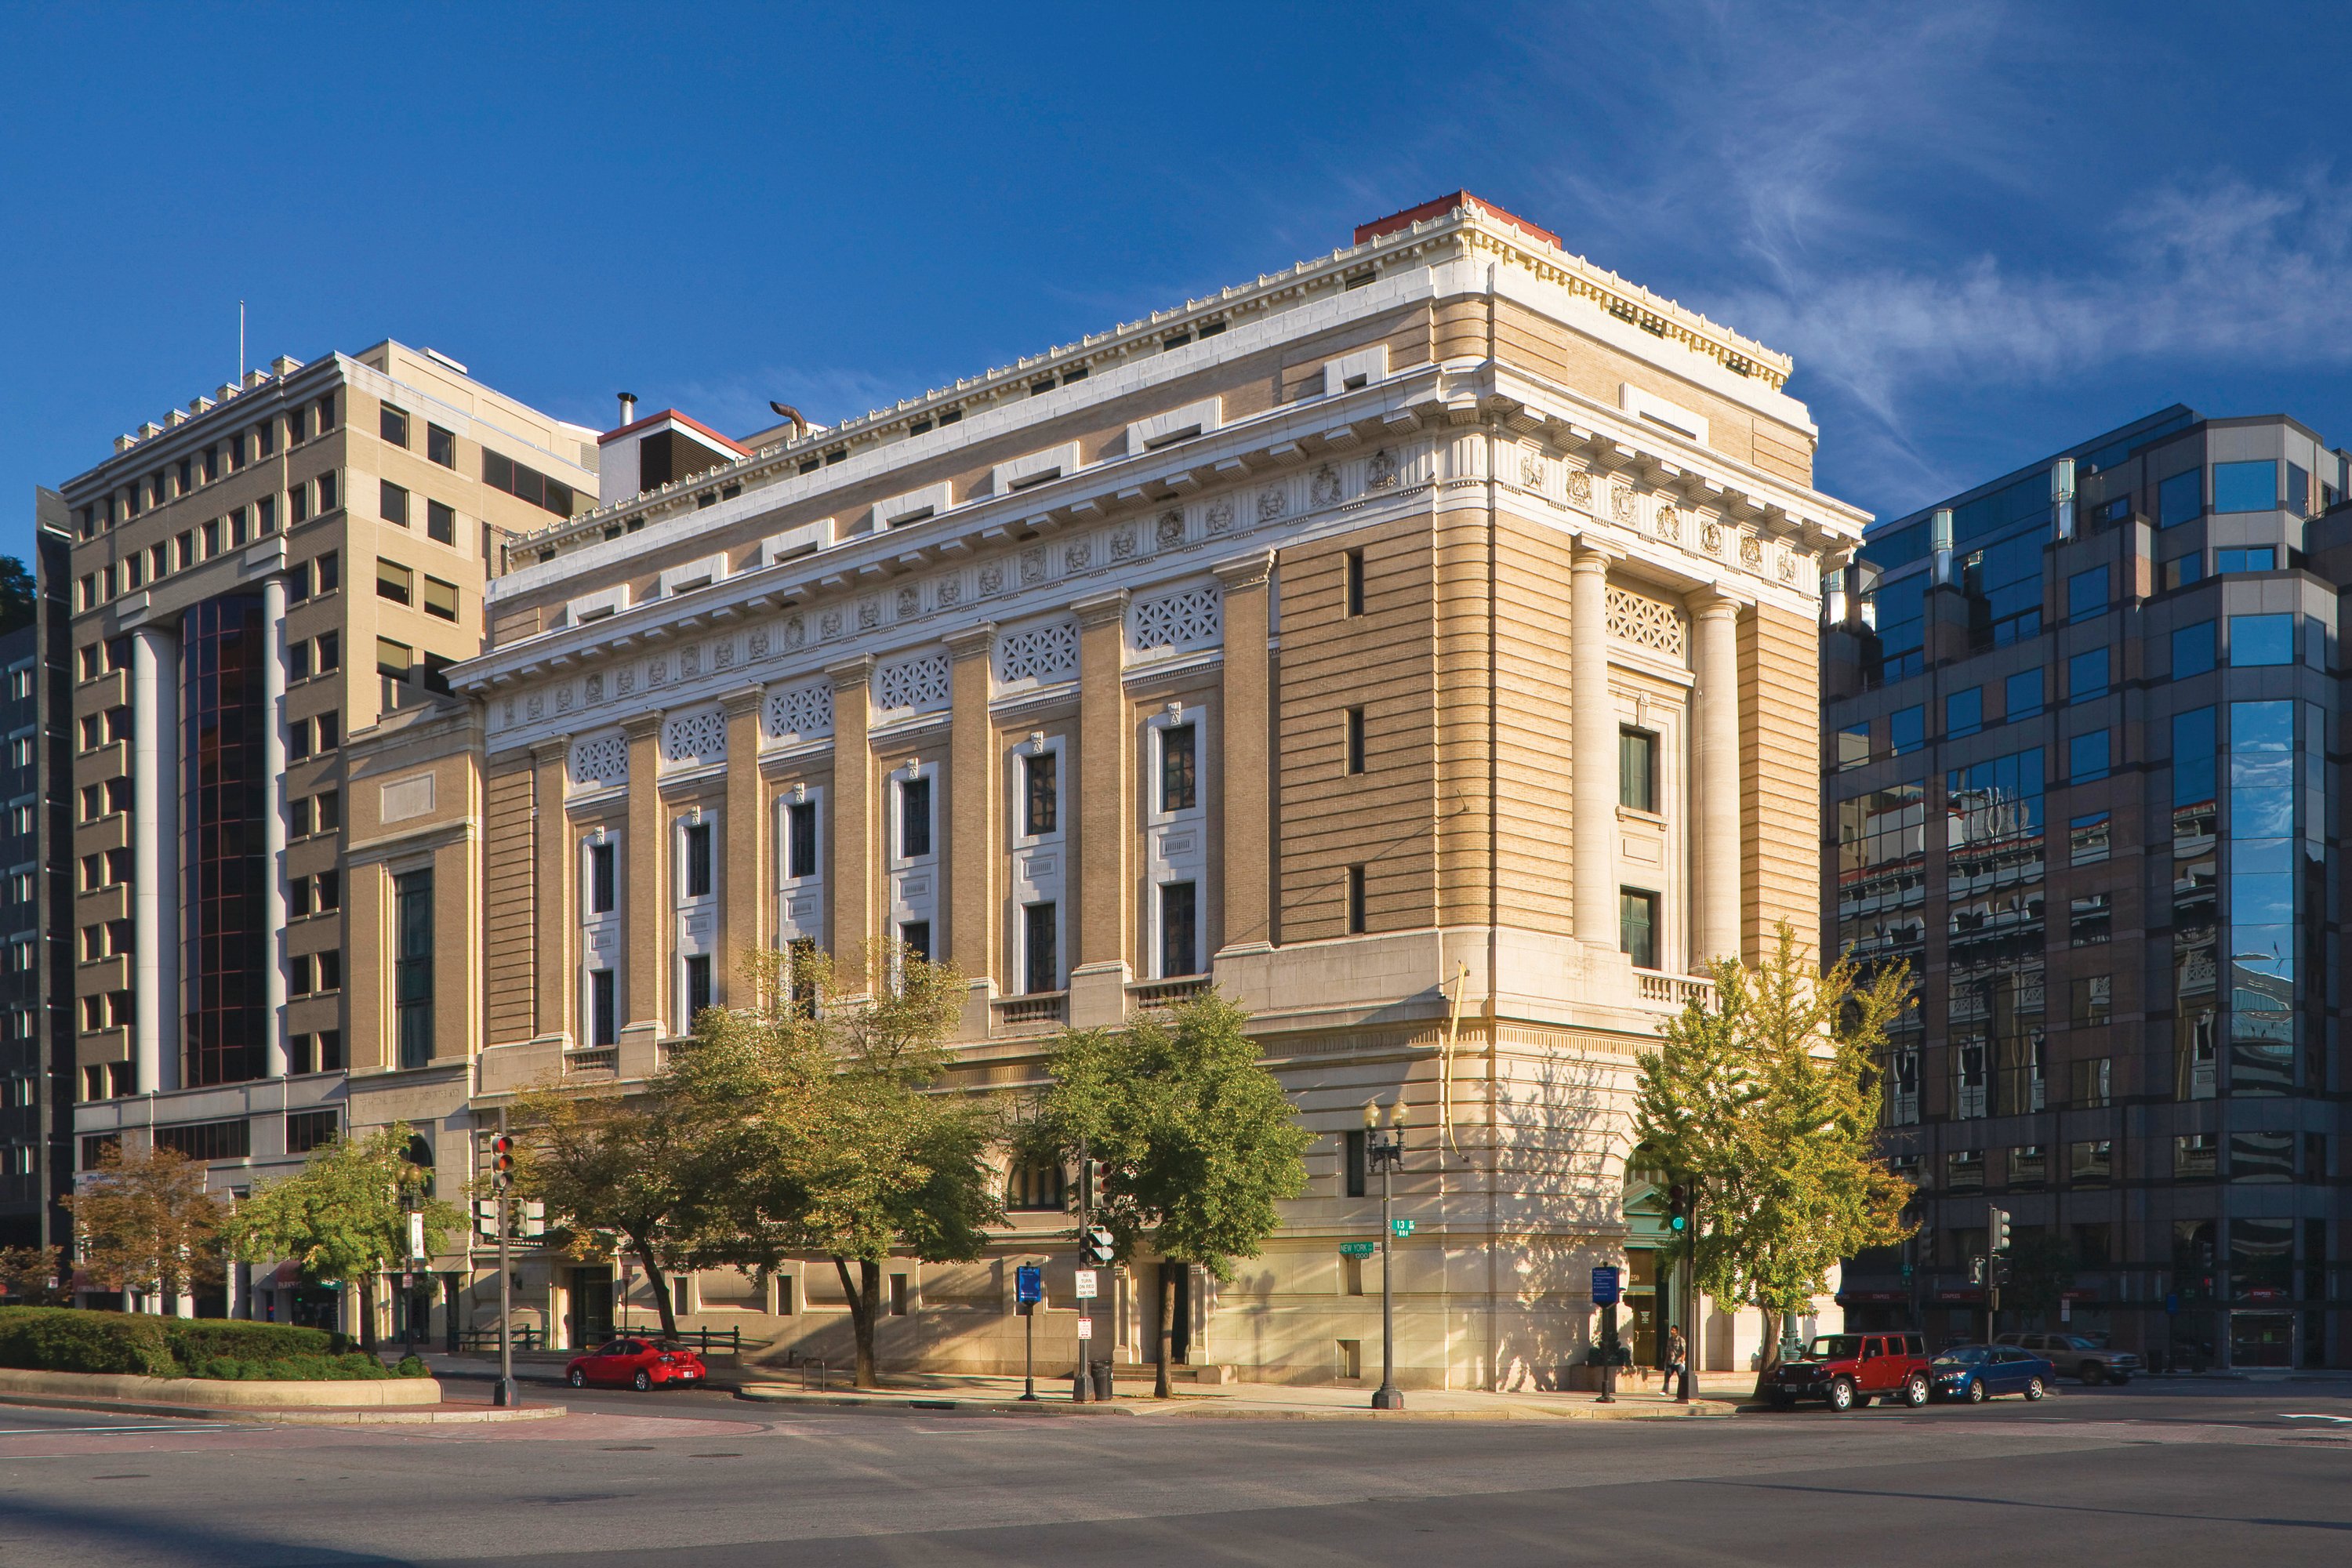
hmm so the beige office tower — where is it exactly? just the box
[454,193,1867,1385]
[56,343,594,1326]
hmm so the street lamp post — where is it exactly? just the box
[1364,1100,1408,1411]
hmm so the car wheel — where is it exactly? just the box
[2024,1376,2046,1401]
[568,1368,586,1388]
[1904,1374,1929,1407]
[1965,1377,1988,1405]
[633,1370,652,1392]
[1828,1377,1857,1413]
[2080,1363,2102,1386]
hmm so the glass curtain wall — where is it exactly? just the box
[180,594,267,1087]
[1944,750,2045,1120]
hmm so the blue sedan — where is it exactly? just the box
[1929,1343,2056,1404]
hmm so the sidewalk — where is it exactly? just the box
[733,1370,1737,1421]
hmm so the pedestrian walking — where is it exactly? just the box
[1664,1326,1688,1392]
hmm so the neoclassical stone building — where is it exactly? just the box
[446,193,1867,1385]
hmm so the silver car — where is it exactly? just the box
[1998,1331,2138,1385]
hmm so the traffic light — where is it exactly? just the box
[491,1134,516,1190]
[1080,1225,1114,1266]
[1969,1255,1985,1285]
[1076,1159,1102,1214]
[1987,1205,2012,1255]
[1666,1184,1689,1236]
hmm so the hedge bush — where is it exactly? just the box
[0,1306,387,1381]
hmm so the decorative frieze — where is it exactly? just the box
[661,706,728,767]
[1130,585,1221,659]
[570,731,628,789]
[994,618,1079,687]
[1604,585,1685,658]
[873,652,952,717]
[764,679,834,744]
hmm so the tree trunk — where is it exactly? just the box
[1751,1305,1782,1399]
[835,1256,881,1388]
[1154,1268,1174,1399]
[636,1240,680,1340]
[360,1276,378,1352]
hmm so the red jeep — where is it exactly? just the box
[1767,1332,1933,1411]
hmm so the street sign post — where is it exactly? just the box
[1076,1316,1093,1340]
[1015,1265,1044,1305]
[1391,1218,1414,1237]
[1074,1269,1098,1300]
[1591,1266,1622,1307]
[1339,1241,1376,1258]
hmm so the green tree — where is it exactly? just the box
[64,1143,227,1313]
[691,944,1004,1388]
[1634,924,1914,1387]
[510,1064,735,1341]
[0,1244,69,1305]
[1037,991,1312,1398]
[222,1123,463,1350]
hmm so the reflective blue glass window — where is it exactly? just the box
[2229,613,2294,666]
[2162,553,2205,590]
[2287,463,2310,517]
[2158,468,2202,528]
[2068,648,2110,699]
[1962,533,2044,646]
[2067,566,2109,622]
[2172,620,2216,677]
[1866,574,1929,684]
[1890,706,1923,757]
[2216,547,2276,574]
[2172,706,2216,806]
[2004,670,2042,721]
[1946,687,1982,739]
[2212,460,2278,514]
[2069,729,2111,782]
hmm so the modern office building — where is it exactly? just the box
[1823,407,2352,1369]
[443,193,1865,1385]
[55,345,593,1320]
[0,504,74,1254]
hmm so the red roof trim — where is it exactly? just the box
[597,408,751,455]
[1354,191,1562,250]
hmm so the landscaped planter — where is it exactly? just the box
[0,1367,444,1407]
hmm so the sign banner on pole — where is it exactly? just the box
[1591,1265,1622,1307]
[1076,1316,1094,1341]
[1015,1265,1043,1305]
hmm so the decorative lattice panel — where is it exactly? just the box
[874,652,951,714]
[1130,586,1222,655]
[570,732,629,788]
[764,680,833,743]
[1605,586,1685,657]
[662,707,728,765]
[995,619,1078,686]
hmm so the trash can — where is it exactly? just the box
[1091,1359,1113,1400]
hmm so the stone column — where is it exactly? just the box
[129,622,179,1094]
[1069,590,1131,1027]
[945,625,997,1035]
[1211,552,1275,959]
[622,714,662,1033]
[261,575,289,1077]
[1690,592,1743,967]
[529,740,570,1040]
[826,656,875,982]
[720,688,765,1000]
[1569,548,1617,953]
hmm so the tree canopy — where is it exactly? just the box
[1036,990,1310,1396]
[1633,924,1914,1377]
[64,1143,227,1311]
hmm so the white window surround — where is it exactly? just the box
[871,480,956,531]
[1144,704,1209,978]
[566,583,630,625]
[758,517,833,567]
[1008,734,1067,853]
[887,762,938,982]
[673,808,718,1033]
[1322,346,1390,397]
[658,552,729,597]
[775,786,826,947]
[1620,383,1709,447]
[992,442,1080,495]
[579,828,622,1043]
[1128,396,1223,454]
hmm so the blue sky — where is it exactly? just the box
[4,2,2350,564]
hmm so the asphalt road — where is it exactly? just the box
[3,1379,2349,1566]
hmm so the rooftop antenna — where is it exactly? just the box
[238,299,245,381]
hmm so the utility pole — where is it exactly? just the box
[1073,1136,1091,1404]
[1365,1100,1407,1410]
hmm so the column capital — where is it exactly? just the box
[1210,550,1275,592]
[826,652,875,688]
[1570,543,1617,572]
[1071,588,1130,630]
[620,713,662,742]
[529,737,569,764]
[720,684,764,720]
[944,622,998,661]
[1686,586,1744,620]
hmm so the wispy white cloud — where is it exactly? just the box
[1502,2,2352,503]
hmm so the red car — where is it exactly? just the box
[1767,1332,1934,1411]
[565,1338,708,1391]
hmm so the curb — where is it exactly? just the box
[731,1386,1737,1421]
[735,1388,1133,1416]
[0,1391,567,1425]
